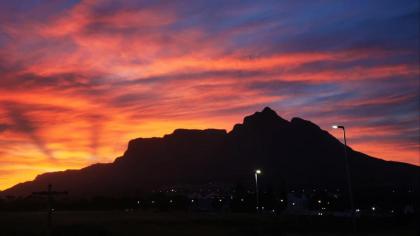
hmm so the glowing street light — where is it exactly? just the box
[255,169,262,212]
[332,124,356,231]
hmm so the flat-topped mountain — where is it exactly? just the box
[2,107,418,196]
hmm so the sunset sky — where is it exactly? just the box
[0,0,418,190]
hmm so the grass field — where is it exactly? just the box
[0,211,417,236]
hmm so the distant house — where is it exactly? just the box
[403,205,414,215]
[188,192,226,212]
[284,192,310,215]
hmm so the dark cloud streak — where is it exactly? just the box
[2,102,56,161]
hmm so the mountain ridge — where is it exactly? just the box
[2,107,418,196]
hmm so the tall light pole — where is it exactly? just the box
[332,125,356,231]
[255,169,262,212]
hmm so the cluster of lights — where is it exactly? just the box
[133,166,404,217]
[135,165,397,217]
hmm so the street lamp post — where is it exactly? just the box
[255,169,262,212]
[332,125,356,231]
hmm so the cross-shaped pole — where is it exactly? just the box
[32,184,68,236]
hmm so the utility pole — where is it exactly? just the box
[33,184,68,236]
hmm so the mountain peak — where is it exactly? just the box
[262,106,276,114]
[243,107,288,125]
[230,107,289,134]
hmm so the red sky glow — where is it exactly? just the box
[0,0,418,190]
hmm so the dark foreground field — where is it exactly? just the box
[0,211,417,236]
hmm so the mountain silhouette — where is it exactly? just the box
[2,107,418,196]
